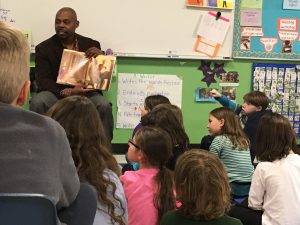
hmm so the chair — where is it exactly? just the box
[0,193,59,225]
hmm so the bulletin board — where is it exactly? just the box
[0,0,235,59]
[252,63,300,136]
[233,0,300,60]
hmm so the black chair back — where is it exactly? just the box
[0,193,58,225]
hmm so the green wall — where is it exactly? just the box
[104,58,253,144]
[27,57,299,144]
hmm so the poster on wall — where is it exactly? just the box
[283,0,300,10]
[117,73,182,129]
[186,0,233,9]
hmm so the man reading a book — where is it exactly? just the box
[30,7,113,141]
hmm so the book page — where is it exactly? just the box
[57,49,89,86]
[85,55,116,91]
[57,49,116,91]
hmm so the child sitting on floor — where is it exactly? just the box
[121,126,175,225]
[207,107,253,197]
[161,150,242,225]
[210,89,270,164]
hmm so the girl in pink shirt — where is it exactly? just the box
[120,126,176,225]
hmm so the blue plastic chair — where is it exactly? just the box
[0,193,59,225]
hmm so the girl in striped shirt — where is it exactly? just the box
[207,107,254,198]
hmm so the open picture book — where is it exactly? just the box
[56,49,116,91]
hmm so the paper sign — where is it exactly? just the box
[241,0,263,9]
[240,9,262,27]
[260,38,278,52]
[278,31,298,41]
[283,0,300,10]
[197,11,230,45]
[194,36,220,57]
[241,27,264,36]
[117,73,182,129]
[278,18,298,31]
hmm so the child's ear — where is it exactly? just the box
[15,80,30,106]
[136,150,144,162]
[219,118,225,127]
[256,106,262,111]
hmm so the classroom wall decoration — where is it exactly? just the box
[0,0,235,59]
[186,0,234,9]
[197,60,239,100]
[117,73,182,129]
[252,63,300,136]
[198,60,226,86]
[233,0,300,60]
[283,0,300,10]
[195,87,217,102]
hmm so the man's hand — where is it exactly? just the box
[60,84,89,96]
[85,47,104,58]
[209,89,221,98]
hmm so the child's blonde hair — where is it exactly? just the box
[210,107,249,149]
[0,22,29,103]
[175,150,231,220]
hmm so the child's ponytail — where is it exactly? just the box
[154,166,175,221]
[135,126,176,223]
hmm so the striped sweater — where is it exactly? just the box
[209,135,253,183]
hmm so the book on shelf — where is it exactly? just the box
[56,49,116,91]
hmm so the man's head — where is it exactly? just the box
[242,91,269,115]
[0,22,30,106]
[55,7,79,41]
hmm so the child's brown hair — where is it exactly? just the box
[243,91,269,110]
[210,107,249,149]
[135,126,176,221]
[47,96,125,225]
[175,150,231,220]
[256,112,300,162]
[144,94,170,111]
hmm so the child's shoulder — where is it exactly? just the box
[221,214,243,225]
[247,109,272,123]
[120,169,158,183]
[161,211,242,225]
[214,135,230,143]
[160,210,182,225]
[104,169,121,183]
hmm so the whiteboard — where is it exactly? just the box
[117,73,182,129]
[0,0,234,59]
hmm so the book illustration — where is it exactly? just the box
[57,49,116,91]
